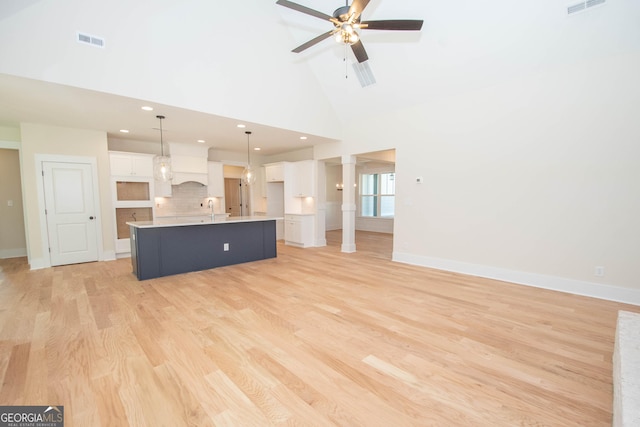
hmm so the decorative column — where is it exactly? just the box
[341,155,356,253]
[315,160,327,247]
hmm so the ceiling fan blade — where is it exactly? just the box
[292,30,335,53]
[276,0,333,21]
[348,0,371,20]
[360,20,424,31]
[350,40,369,63]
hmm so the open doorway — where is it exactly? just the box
[223,165,250,217]
[224,178,242,216]
[0,147,27,260]
[322,149,395,259]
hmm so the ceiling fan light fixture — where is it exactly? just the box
[342,23,354,34]
[335,29,359,45]
[277,0,424,65]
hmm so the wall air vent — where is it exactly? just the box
[76,31,105,48]
[567,0,606,15]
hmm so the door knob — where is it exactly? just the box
[89,216,95,220]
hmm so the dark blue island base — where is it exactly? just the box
[129,219,277,280]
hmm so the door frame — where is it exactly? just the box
[221,161,253,216]
[35,154,105,268]
[0,140,29,260]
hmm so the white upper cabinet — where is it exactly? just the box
[109,152,154,177]
[265,162,285,182]
[292,160,315,197]
[207,161,224,197]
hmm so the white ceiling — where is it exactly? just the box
[1,0,636,155]
[0,73,337,155]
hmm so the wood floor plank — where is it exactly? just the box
[0,231,638,426]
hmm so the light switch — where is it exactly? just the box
[7,200,13,207]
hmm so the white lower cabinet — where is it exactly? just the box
[284,214,314,248]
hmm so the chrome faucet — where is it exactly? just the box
[207,199,214,219]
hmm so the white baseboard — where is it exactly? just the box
[393,251,640,306]
[28,257,50,270]
[0,248,27,259]
[342,243,356,253]
[29,250,117,270]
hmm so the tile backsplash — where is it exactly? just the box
[154,182,211,217]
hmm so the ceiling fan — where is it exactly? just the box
[276,0,423,63]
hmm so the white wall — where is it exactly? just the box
[263,147,314,164]
[329,52,640,303]
[0,0,341,141]
[325,163,342,231]
[20,123,114,267]
[0,126,21,141]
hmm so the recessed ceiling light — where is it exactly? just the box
[254,147,261,151]
[237,124,246,128]
[141,106,153,111]
[197,139,205,143]
[300,136,307,140]
[119,129,129,133]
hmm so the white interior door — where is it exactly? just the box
[43,161,98,266]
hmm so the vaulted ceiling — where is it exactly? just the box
[1,0,637,155]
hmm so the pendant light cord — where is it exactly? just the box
[245,131,252,166]
[157,115,166,156]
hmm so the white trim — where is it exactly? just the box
[35,154,106,268]
[392,251,640,306]
[0,140,20,150]
[356,216,394,233]
[0,248,27,259]
[28,257,49,270]
[342,243,356,253]
[102,250,116,261]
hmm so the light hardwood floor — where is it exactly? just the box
[1,231,638,426]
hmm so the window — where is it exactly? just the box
[360,172,395,217]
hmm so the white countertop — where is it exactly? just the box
[127,215,282,229]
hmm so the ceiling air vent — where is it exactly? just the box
[76,31,105,48]
[353,61,376,88]
[567,0,606,15]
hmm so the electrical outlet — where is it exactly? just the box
[595,266,605,277]
[223,243,229,251]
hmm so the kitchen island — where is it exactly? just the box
[127,216,279,280]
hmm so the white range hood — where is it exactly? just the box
[169,143,208,185]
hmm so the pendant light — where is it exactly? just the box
[153,115,173,182]
[241,131,256,186]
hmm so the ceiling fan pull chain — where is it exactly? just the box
[344,44,348,79]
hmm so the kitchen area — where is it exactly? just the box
[110,142,320,279]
